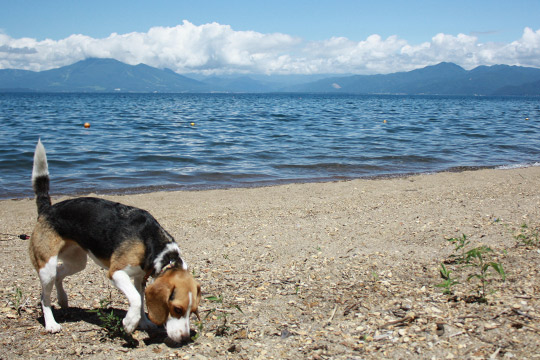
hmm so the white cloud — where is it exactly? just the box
[1,21,539,74]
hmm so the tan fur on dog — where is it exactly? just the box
[108,241,146,278]
[29,217,66,270]
[145,270,201,325]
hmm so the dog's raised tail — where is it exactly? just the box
[32,139,51,215]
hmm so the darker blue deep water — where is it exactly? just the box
[1,93,539,199]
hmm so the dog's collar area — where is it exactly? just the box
[144,260,181,285]
[158,260,181,276]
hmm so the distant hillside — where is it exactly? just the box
[287,62,540,95]
[0,58,211,93]
[492,79,540,96]
[188,73,338,92]
[1,58,540,95]
[198,76,278,92]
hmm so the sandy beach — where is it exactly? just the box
[1,167,539,359]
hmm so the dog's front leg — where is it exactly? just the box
[111,270,141,334]
[134,275,157,330]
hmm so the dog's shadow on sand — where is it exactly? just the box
[36,306,194,348]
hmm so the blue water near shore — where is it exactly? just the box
[1,92,539,199]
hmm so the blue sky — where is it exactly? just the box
[1,0,540,74]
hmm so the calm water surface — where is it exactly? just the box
[1,93,539,199]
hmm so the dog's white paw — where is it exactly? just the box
[45,322,62,333]
[122,313,140,334]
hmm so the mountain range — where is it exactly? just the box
[1,58,540,95]
[291,62,540,96]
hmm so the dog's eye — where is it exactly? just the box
[169,289,176,302]
[173,306,184,316]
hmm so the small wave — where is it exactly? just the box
[274,163,382,171]
[497,162,540,170]
[134,154,196,163]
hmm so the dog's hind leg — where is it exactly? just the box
[39,256,62,333]
[29,219,66,333]
[56,245,87,308]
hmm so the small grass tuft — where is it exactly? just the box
[435,263,459,295]
[446,234,470,264]
[464,246,506,302]
[202,294,244,337]
[87,298,137,347]
[437,235,506,303]
[11,287,28,316]
[514,223,539,247]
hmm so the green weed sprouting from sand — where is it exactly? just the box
[190,319,204,341]
[435,263,459,295]
[88,298,125,336]
[514,223,540,247]
[88,298,137,346]
[203,294,244,337]
[495,219,539,248]
[464,246,506,302]
[438,235,506,302]
[11,287,28,315]
[446,234,470,264]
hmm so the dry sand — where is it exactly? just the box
[1,167,539,359]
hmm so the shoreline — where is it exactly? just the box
[3,162,538,201]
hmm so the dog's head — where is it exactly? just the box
[145,269,201,343]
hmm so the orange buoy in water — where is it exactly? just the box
[190,122,195,126]
[84,122,91,128]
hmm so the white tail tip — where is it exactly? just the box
[32,139,49,182]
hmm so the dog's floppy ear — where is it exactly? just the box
[145,277,173,325]
[193,283,201,321]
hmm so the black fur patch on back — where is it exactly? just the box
[44,197,173,268]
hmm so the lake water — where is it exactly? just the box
[1,93,539,199]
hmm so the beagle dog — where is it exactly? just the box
[29,139,200,343]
